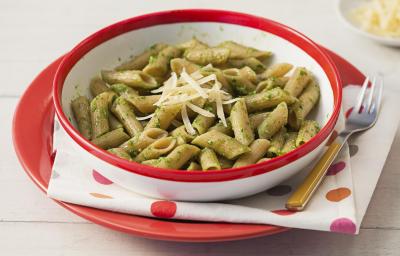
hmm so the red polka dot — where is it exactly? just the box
[326,161,346,176]
[271,209,297,216]
[326,131,338,146]
[150,201,177,218]
[92,170,113,185]
[330,218,356,234]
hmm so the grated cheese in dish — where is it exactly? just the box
[148,66,237,135]
[352,0,400,37]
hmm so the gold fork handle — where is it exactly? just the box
[286,139,344,211]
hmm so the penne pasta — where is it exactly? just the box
[296,120,320,147]
[101,70,158,90]
[111,97,143,137]
[284,67,312,97]
[244,87,297,113]
[91,128,130,149]
[120,128,168,155]
[142,144,200,169]
[185,47,230,66]
[116,43,167,71]
[90,77,110,97]
[71,96,92,140]
[233,139,270,167]
[230,98,254,146]
[90,91,117,138]
[258,102,288,139]
[134,137,176,162]
[199,147,221,170]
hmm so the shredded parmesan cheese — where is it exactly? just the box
[150,65,236,134]
[136,113,155,121]
[352,0,400,37]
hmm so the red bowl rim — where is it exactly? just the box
[53,9,342,183]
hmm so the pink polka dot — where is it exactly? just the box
[330,218,357,234]
[92,170,113,185]
[326,161,346,176]
[271,209,297,216]
[150,201,177,218]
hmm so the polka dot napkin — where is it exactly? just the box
[48,86,400,234]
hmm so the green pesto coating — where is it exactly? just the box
[192,103,216,135]
[244,87,297,113]
[90,91,116,138]
[143,46,182,77]
[119,128,168,155]
[281,132,298,154]
[91,128,130,149]
[223,68,256,95]
[284,67,311,97]
[228,57,266,73]
[101,70,158,90]
[267,127,287,157]
[115,43,167,71]
[170,125,196,143]
[191,130,250,160]
[249,112,270,131]
[107,148,133,161]
[218,41,272,60]
[142,144,200,169]
[256,76,289,93]
[258,102,288,139]
[209,120,233,136]
[233,139,270,168]
[185,47,230,66]
[230,98,254,146]
[111,97,143,137]
[145,104,181,130]
[296,120,320,147]
[71,96,92,140]
[110,83,138,96]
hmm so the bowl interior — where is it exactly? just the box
[61,22,334,130]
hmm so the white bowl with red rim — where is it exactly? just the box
[53,9,342,202]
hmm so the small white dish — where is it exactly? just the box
[337,0,400,47]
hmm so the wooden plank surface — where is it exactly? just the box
[1,0,400,255]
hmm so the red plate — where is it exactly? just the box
[13,49,365,242]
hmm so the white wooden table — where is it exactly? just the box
[1,0,400,255]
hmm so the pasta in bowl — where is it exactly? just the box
[54,9,341,201]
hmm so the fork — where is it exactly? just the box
[286,75,383,211]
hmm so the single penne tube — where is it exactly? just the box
[134,137,176,162]
[256,77,289,93]
[107,148,133,161]
[249,112,270,131]
[120,128,168,155]
[90,77,110,97]
[284,67,312,97]
[192,103,216,134]
[258,102,288,139]
[258,63,293,80]
[218,41,272,60]
[122,94,160,114]
[233,139,270,167]
[90,91,117,138]
[170,58,200,75]
[111,97,143,137]
[267,127,287,157]
[227,57,266,73]
[186,161,202,171]
[218,156,234,169]
[108,113,124,130]
[256,158,271,164]
[191,130,250,160]
[71,96,92,140]
[91,128,130,149]
[296,120,320,147]
[184,47,230,66]
[143,46,182,77]
[223,68,256,95]
[110,83,138,96]
[142,144,200,169]
[208,120,234,136]
[101,70,158,90]
[115,43,167,71]
[244,87,297,113]
[230,98,254,146]
[199,148,221,170]
[170,125,196,143]
[177,38,208,50]
[281,132,298,154]
[288,79,320,130]
[145,104,182,130]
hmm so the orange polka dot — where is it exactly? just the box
[326,187,351,202]
[89,192,113,199]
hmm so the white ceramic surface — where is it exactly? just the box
[337,0,400,47]
[59,21,335,201]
